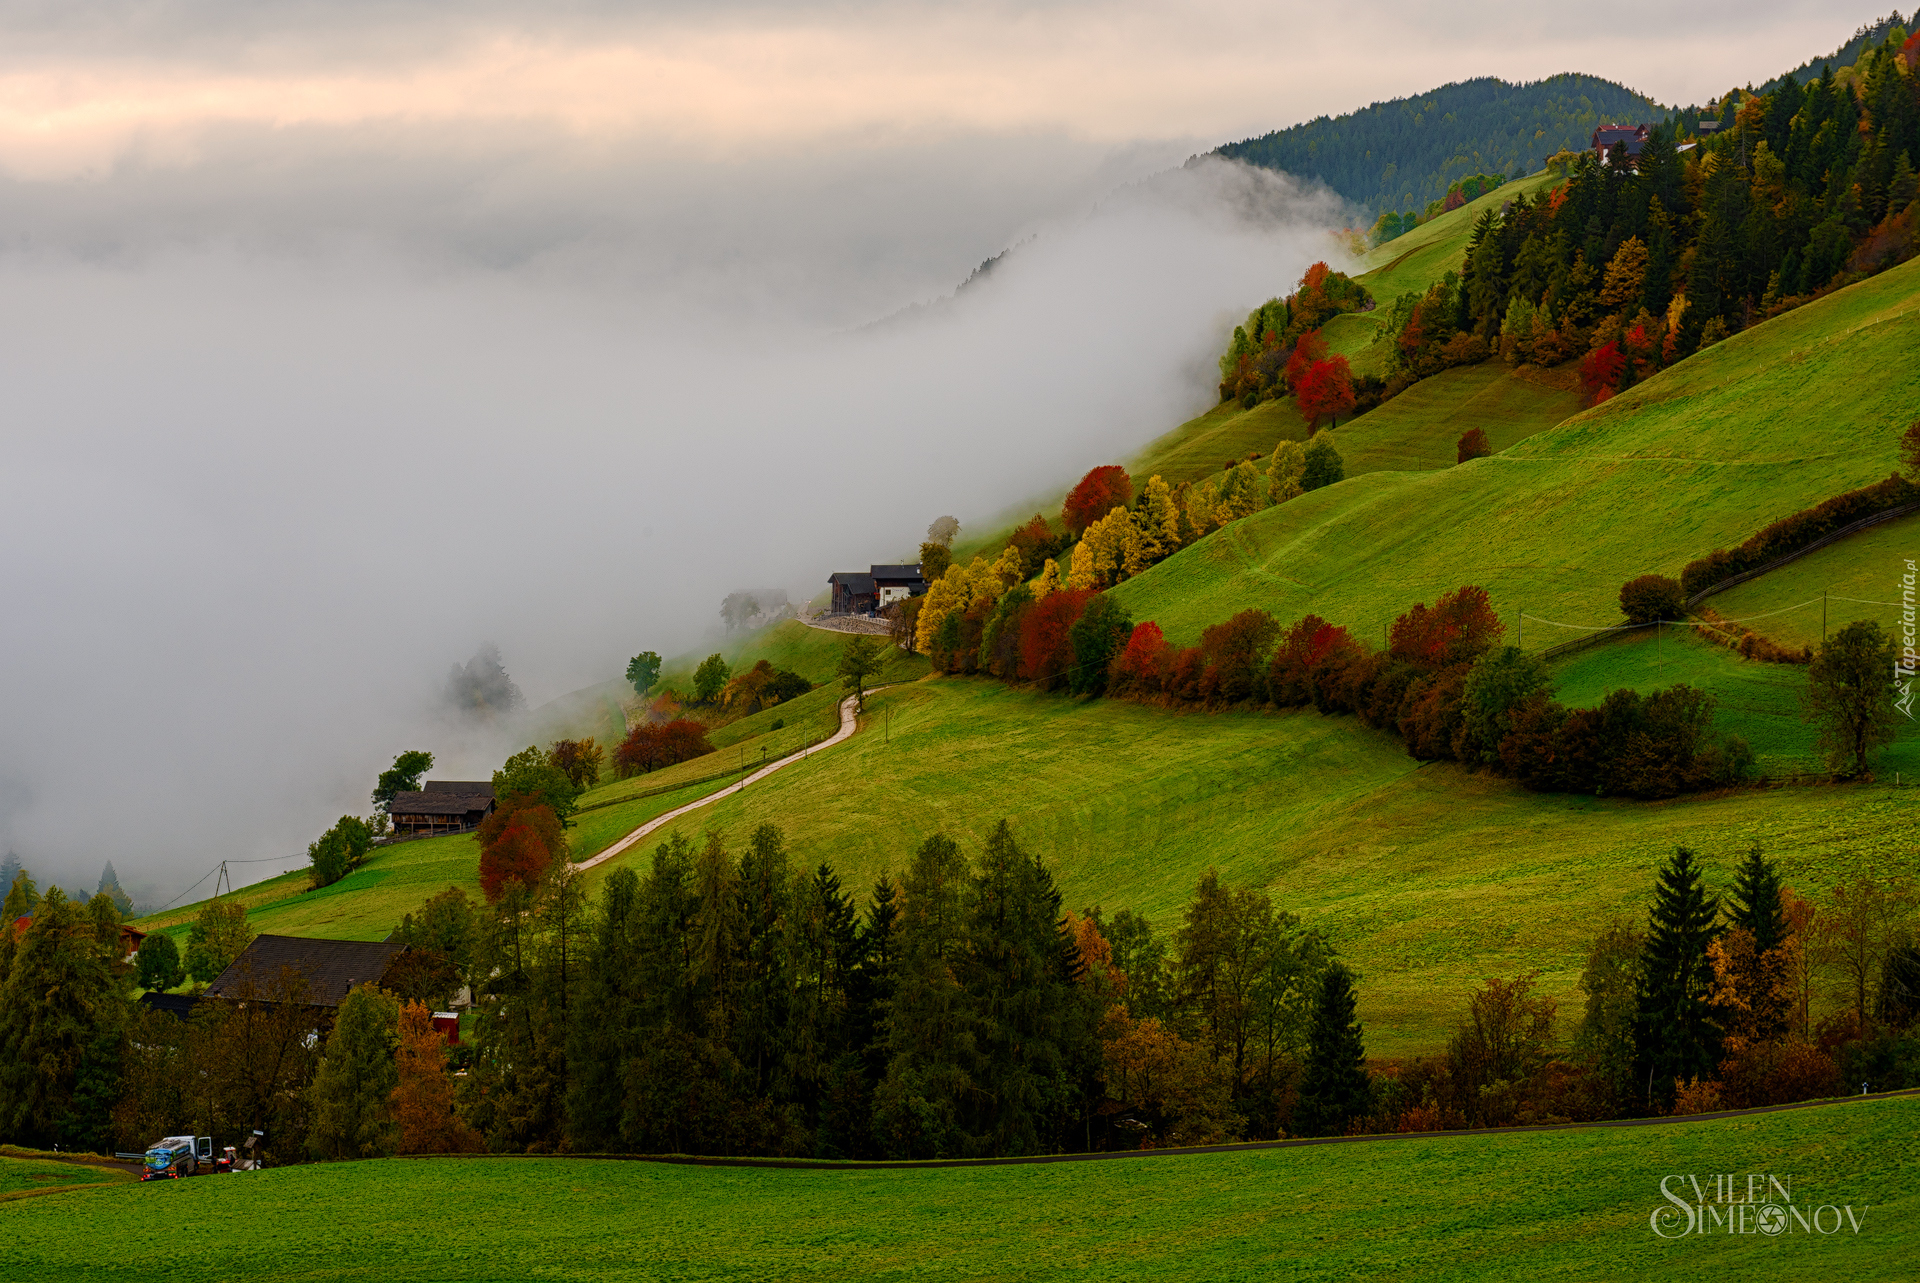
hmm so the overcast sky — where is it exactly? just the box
[0,0,1872,899]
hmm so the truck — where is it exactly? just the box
[140,1135,218,1181]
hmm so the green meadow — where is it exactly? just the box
[1112,255,1920,651]
[6,1096,1914,1281]
[0,1151,130,1203]
[1706,509,1919,652]
[592,678,1917,1055]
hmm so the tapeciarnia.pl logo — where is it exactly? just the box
[1897,557,1916,720]
[1650,1174,1868,1238]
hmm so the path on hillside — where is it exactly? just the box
[574,686,893,872]
[804,613,892,636]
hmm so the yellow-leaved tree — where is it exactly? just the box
[1266,440,1305,504]
[1035,558,1061,598]
[1141,474,1179,558]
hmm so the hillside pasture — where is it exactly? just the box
[1703,509,1920,652]
[591,677,1918,1055]
[4,1097,1913,1280]
[1112,257,1920,653]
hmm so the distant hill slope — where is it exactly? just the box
[1213,75,1662,214]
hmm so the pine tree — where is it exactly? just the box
[309,982,401,1159]
[1293,963,1371,1137]
[1721,846,1792,1043]
[1635,847,1722,1109]
[875,833,976,1159]
[963,821,1074,1155]
[566,866,645,1151]
[1727,847,1786,957]
[734,825,794,1101]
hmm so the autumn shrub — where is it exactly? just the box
[1716,1039,1841,1109]
[1197,609,1279,703]
[1267,615,1345,706]
[1397,664,1473,761]
[1389,585,1503,672]
[1456,427,1491,463]
[1165,646,1205,702]
[1618,573,1685,624]
[477,802,562,902]
[1578,340,1626,405]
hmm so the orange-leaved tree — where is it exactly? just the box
[1389,585,1504,672]
[391,1000,484,1154]
[1063,466,1134,538]
[1295,355,1355,430]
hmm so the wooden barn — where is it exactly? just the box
[387,781,495,835]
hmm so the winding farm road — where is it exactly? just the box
[575,686,891,872]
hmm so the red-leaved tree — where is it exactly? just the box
[1578,340,1626,406]
[1109,620,1170,694]
[1295,355,1356,430]
[1457,427,1491,463]
[478,810,558,902]
[1267,614,1353,706]
[1284,328,1329,391]
[1063,467,1134,538]
[1020,588,1093,687]
[614,718,715,776]
[1389,585,1504,672]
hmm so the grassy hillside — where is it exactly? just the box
[1705,509,1920,652]
[1352,170,1562,300]
[9,1096,1915,1280]
[1112,256,1920,652]
[589,678,1916,1055]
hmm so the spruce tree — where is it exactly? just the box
[1634,847,1721,1109]
[565,866,644,1151]
[1727,847,1786,956]
[1293,962,1371,1137]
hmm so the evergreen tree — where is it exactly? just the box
[1293,962,1371,1137]
[309,982,401,1159]
[135,932,185,992]
[962,821,1075,1155]
[1727,847,1787,957]
[849,876,899,1086]
[1722,846,1792,1044]
[0,889,126,1147]
[875,833,977,1159]
[1634,847,1722,1109]
[565,867,645,1151]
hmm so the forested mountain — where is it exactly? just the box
[1212,75,1663,214]
[1762,10,1910,92]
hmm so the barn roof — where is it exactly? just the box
[423,781,494,796]
[869,565,925,581]
[829,572,876,592]
[207,935,408,1007]
[389,790,494,816]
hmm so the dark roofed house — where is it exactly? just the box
[1592,123,1651,168]
[869,564,927,607]
[208,934,409,1008]
[828,571,878,615]
[389,781,495,835]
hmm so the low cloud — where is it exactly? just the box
[0,148,1346,897]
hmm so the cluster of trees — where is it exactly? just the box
[154,823,1383,1160]
[1377,31,1920,405]
[614,720,716,777]
[1214,74,1658,214]
[1368,172,1508,246]
[1356,847,1920,1132]
[1217,263,1376,409]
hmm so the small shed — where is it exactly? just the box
[389,781,495,835]
[431,1011,461,1045]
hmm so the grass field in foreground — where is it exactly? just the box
[7,1096,1914,1281]
[599,678,1919,1055]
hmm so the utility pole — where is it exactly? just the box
[214,861,231,899]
